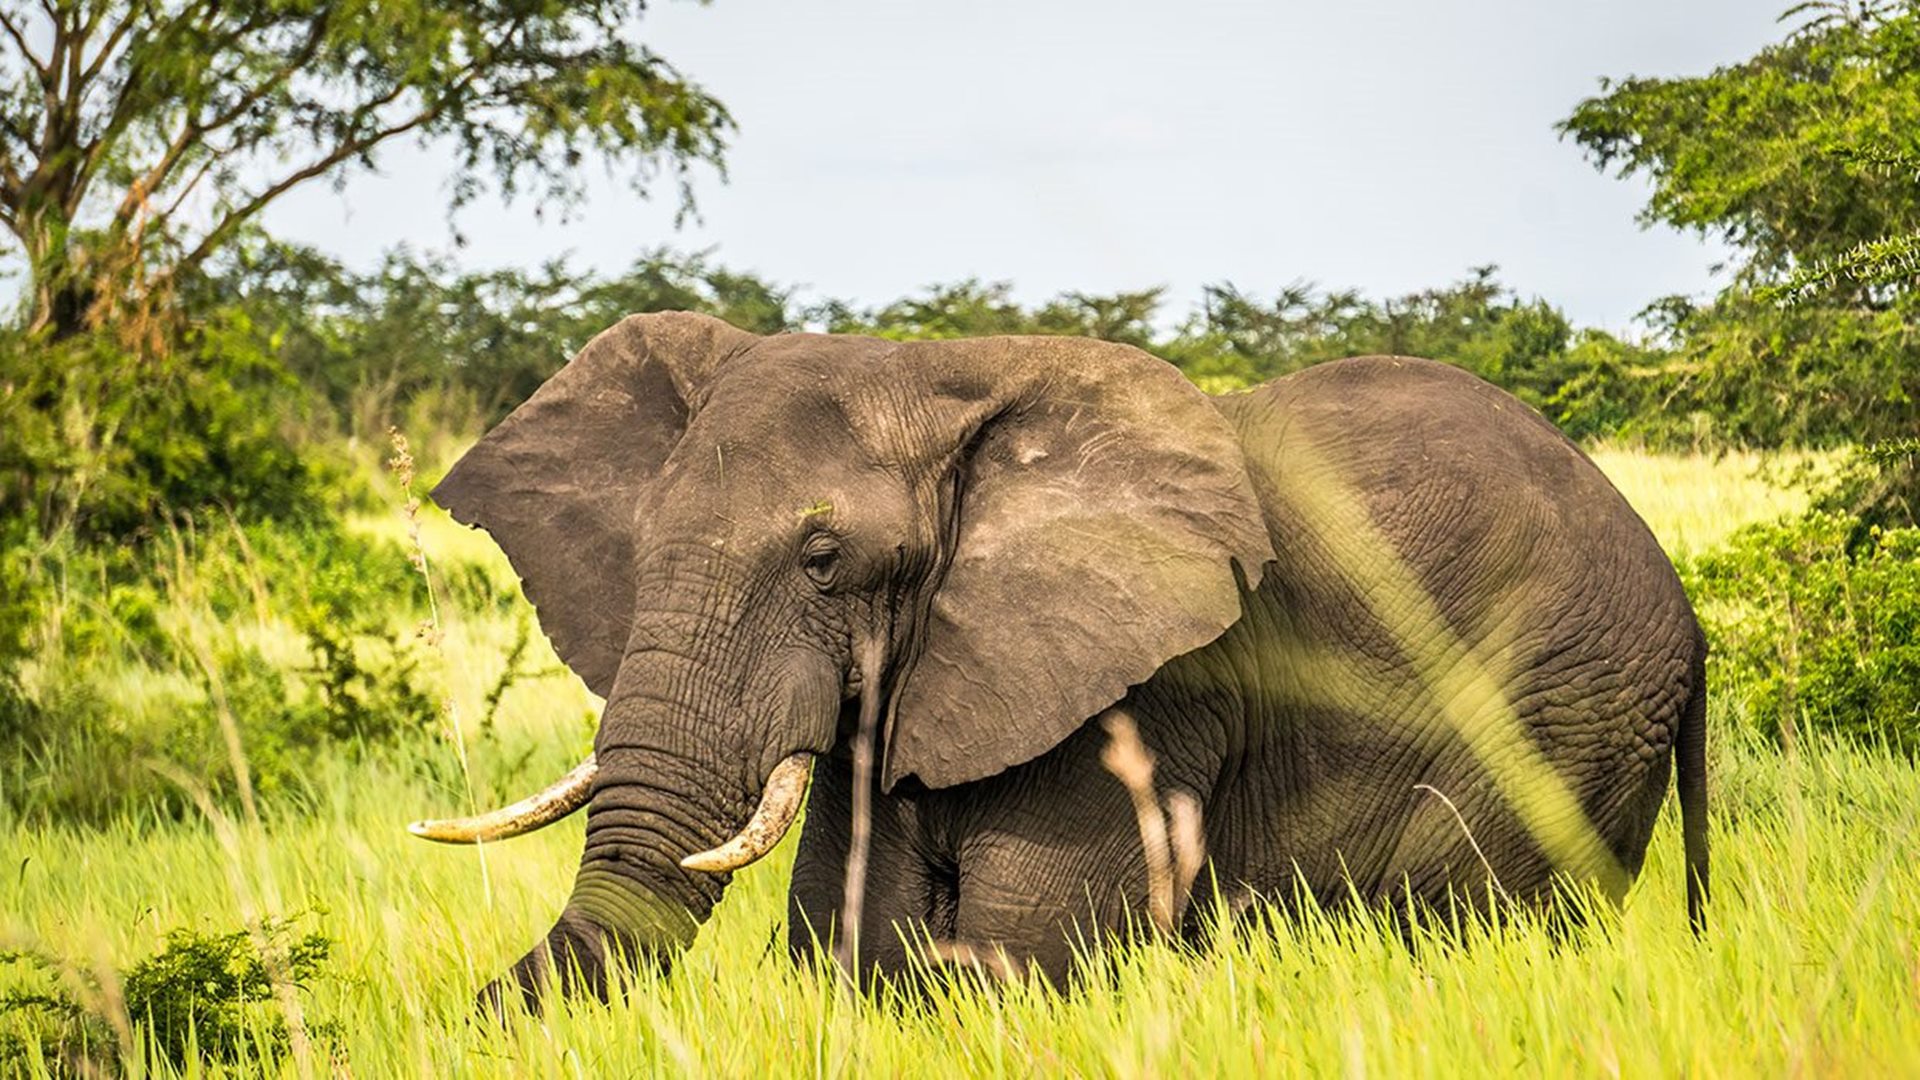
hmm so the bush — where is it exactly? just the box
[0,516,445,826]
[1,918,333,1074]
[0,316,327,547]
[1594,296,1920,451]
[1811,438,1920,547]
[1684,512,1920,752]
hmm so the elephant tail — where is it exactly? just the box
[1678,628,1710,934]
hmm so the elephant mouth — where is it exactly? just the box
[408,751,815,874]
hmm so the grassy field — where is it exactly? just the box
[5,447,1918,1077]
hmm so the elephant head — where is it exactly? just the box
[413,312,1273,1007]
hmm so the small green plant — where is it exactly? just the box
[292,613,441,746]
[1,918,333,1074]
[476,614,567,736]
[122,922,332,1069]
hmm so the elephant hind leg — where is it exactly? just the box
[1376,779,1566,923]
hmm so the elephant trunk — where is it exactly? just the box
[481,647,828,1012]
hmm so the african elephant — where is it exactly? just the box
[410,312,1708,1007]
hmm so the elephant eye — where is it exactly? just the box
[801,537,841,589]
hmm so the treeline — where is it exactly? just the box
[229,247,1656,439]
[7,238,1910,551]
[215,244,1893,448]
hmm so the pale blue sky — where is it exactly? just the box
[264,0,1786,332]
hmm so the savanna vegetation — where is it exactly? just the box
[2,0,1918,1075]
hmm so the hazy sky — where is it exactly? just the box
[264,0,1786,332]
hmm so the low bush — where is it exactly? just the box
[0,515,447,826]
[0,917,333,1074]
[1684,511,1920,752]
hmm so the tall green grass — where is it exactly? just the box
[5,448,1915,1076]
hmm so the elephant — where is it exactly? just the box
[409,311,1708,1007]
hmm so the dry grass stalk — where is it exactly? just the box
[1100,709,1206,935]
[387,426,489,902]
[1413,782,1506,901]
[835,636,887,983]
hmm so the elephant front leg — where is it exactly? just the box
[786,751,956,983]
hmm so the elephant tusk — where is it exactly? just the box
[680,752,814,873]
[407,756,598,843]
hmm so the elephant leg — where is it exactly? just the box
[944,728,1167,987]
[786,752,954,982]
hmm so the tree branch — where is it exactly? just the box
[61,1,83,104]
[32,4,67,161]
[175,98,448,274]
[0,145,25,197]
[0,7,47,79]
[78,2,139,85]
[82,1,283,220]
[154,151,217,223]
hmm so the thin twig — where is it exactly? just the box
[1413,783,1507,902]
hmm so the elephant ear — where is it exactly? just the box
[881,337,1275,790]
[432,312,758,698]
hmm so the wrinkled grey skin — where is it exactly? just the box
[433,312,1707,1007]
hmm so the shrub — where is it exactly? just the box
[288,613,442,748]
[0,317,327,547]
[1811,438,1920,547]
[0,515,445,826]
[1,918,333,1074]
[122,922,332,1068]
[1684,512,1920,752]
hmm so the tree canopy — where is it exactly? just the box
[1557,0,1920,448]
[0,0,733,337]
[1561,0,1920,301]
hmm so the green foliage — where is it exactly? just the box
[1,918,333,1074]
[1579,292,1920,448]
[0,517,443,826]
[1165,267,1599,413]
[0,319,327,545]
[121,922,332,1069]
[291,611,442,747]
[816,266,1644,441]
[216,242,798,434]
[1810,437,1920,544]
[0,0,732,337]
[1685,512,1920,752]
[1561,8,1920,293]
[815,279,1165,349]
[1560,3,1920,447]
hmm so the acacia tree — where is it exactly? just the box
[1556,0,1920,448]
[0,0,733,337]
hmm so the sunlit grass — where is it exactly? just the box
[6,730,1916,1076]
[1588,444,1836,560]
[5,445,1915,1076]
